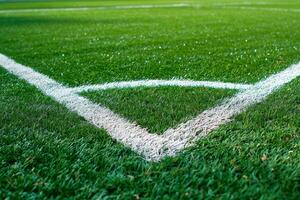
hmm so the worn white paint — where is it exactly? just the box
[71,80,252,93]
[1,53,299,161]
[1,2,299,15]
[0,3,190,14]
[218,6,300,13]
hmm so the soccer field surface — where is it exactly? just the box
[1,0,300,199]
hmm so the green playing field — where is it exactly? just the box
[1,0,300,199]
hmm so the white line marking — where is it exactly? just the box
[71,80,252,93]
[219,6,300,13]
[0,53,300,161]
[213,2,272,6]
[0,3,190,14]
[1,2,300,15]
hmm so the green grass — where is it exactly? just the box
[1,0,300,199]
[83,87,235,133]
[1,1,300,86]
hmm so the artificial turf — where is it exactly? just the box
[83,87,235,133]
[1,0,300,199]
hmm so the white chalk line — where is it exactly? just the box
[71,80,252,94]
[1,53,300,161]
[1,2,299,14]
[213,2,300,6]
[0,3,190,14]
[217,6,300,13]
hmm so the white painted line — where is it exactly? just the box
[0,53,300,161]
[0,3,190,14]
[71,80,252,93]
[213,2,272,6]
[0,53,161,159]
[1,3,299,15]
[218,6,300,13]
[159,63,300,159]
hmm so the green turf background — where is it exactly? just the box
[83,87,235,133]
